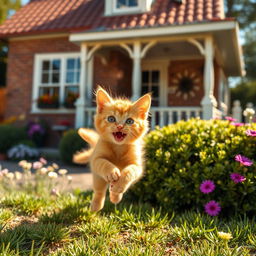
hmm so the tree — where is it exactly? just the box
[231,81,256,109]
[225,0,256,29]
[0,0,21,87]
[0,0,21,24]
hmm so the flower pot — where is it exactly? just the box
[64,102,75,109]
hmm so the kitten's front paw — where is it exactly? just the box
[110,170,132,194]
[104,168,121,183]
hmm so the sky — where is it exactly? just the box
[22,0,29,5]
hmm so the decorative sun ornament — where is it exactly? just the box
[171,69,201,100]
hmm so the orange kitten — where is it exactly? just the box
[73,87,151,211]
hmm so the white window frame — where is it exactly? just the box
[32,52,80,114]
[142,60,168,107]
[113,0,141,14]
[105,0,153,16]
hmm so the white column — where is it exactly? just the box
[86,56,94,107]
[131,41,142,101]
[75,43,88,128]
[201,36,217,120]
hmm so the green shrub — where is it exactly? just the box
[130,119,256,216]
[0,125,28,154]
[59,129,88,164]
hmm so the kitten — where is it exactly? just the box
[73,87,151,212]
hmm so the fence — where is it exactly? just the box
[232,100,255,122]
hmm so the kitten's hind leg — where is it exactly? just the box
[91,173,108,212]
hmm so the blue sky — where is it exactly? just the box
[22,0,29,5]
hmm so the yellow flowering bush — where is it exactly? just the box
[130,119,256,215]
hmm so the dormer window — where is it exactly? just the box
[105,0,154,16]
[116,0,138,9]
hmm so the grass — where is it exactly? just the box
[0,189,256,256]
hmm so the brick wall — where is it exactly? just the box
[6,37,79,146]
[93,50,132,100]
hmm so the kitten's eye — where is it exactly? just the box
[126,118,134,125]
[107,116,116,123]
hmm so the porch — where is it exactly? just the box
[82,106,223,129]
[72,34,230,128]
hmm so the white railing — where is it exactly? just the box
[84,106,202,129]
[150,107,202,128]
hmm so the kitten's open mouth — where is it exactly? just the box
[113,132,127,142]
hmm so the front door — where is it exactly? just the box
[141,60,168,107]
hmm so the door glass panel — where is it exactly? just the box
[142,71,149,83]
[141,69,160,106]
[152,71,159,83]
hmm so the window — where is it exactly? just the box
[34,53,80,111]
[105,0,153,16]
[142,70,160,106]
[116,0,138,8]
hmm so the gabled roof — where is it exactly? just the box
[0,0,226,38]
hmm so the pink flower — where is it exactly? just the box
[39,157,47,165]
[235,154,253,166]
[225,116,237,122]
[33,161,43,169]
[230,173,246,183]
[204,201,221,216]
[230,122,244,127]
[200,180,215,194]
[245,129,256,137]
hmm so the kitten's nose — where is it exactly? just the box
[116,124,124,130]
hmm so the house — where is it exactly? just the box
[0,0,244,134]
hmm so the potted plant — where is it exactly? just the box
[37,94,59,109]
[64,92,79,108]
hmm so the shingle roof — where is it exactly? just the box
[0,0,227,38]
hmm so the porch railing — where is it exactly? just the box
[84,106,202,129]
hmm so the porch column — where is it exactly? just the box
[201,37,217,120]
[75,43,88,128]
[132,41,142,101]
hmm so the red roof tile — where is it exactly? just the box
[0,0,226,38]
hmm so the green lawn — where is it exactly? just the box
[0,189,256,256]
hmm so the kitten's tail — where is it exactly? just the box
[73,128,99,164]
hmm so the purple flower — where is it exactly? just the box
[230,173,246,184]
[235,154,253,166]
[204,201,221,216]
[225,116,237,122]
[245,129,256,137]
[28,124,44,137]
[230,122,244,127]
[200,180,215,194]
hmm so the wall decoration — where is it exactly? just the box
[170,69,201,100]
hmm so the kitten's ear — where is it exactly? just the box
[96,87,112,113]
[132,93,151,119]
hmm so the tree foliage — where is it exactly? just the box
[225,0,256,80]
[231,81,256,109]
[225,0,256,29]
[0,0,21,25]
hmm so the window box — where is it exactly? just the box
[37,102,59,109]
